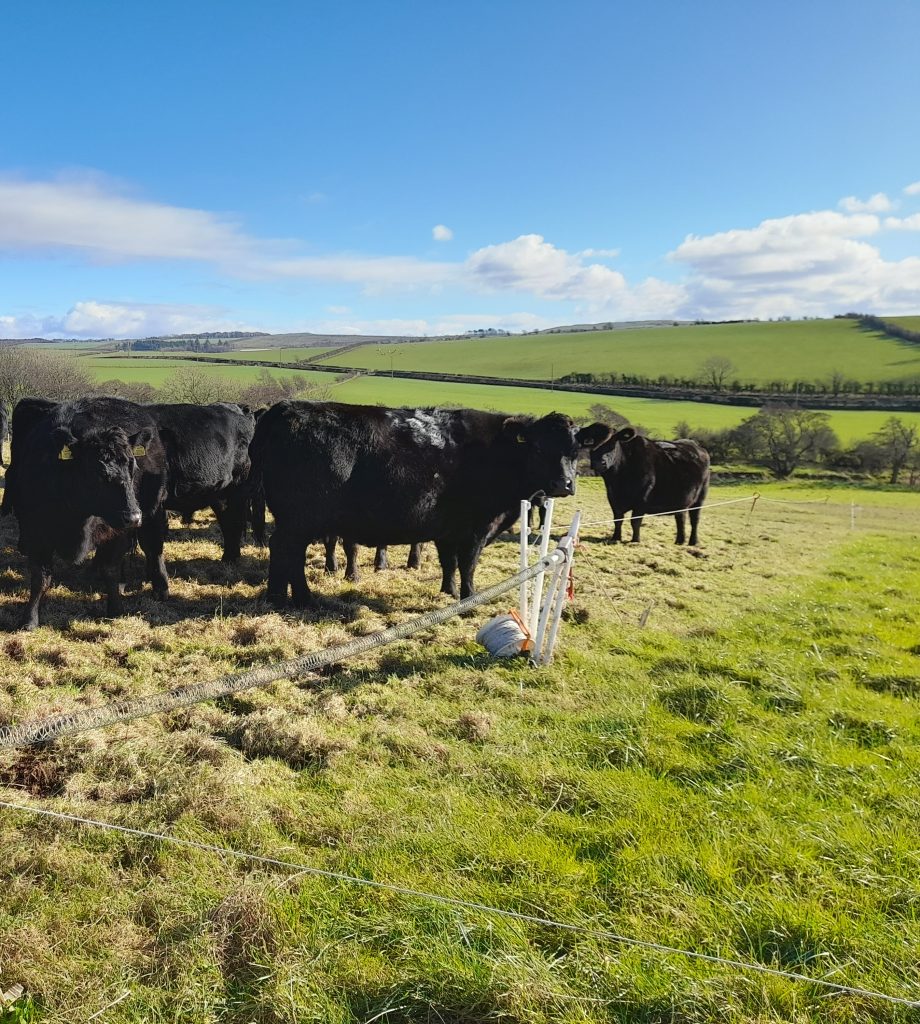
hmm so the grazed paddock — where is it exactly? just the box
[0,478,918,1023]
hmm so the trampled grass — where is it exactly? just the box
[317,319,920,386]
[0,476,918,1022]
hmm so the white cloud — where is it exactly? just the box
[904,180,920,195]
[432,224,453,241]
[1,301,257,339]
[0,174,267,268]
[839,192,893,213]
[464,234,686,319]
[884,213,920,231]
[670,210,920,319]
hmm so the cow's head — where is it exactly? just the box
[55,425,152,529]
[576,423,638,475]
[503,412,579,498]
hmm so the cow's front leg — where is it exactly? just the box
[456,532,489,600]
[343,540,361,582]
[674,510,687,545]
[137,507,169,599]
[20,553,54,631]
[611,507,626,543]
[373,546,388,572]
[406,543,422,570]
[435,540,459,598]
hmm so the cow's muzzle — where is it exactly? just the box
[547,477,576,498]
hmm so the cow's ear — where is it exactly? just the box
[129,427,154,458]
[614,427,638,444]
[52,427,77,461]
[502,417,530,445]
[575,423,611,449]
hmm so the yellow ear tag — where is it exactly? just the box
[58,445,73,461]
[132,445,147,457]
[516,434,526,444]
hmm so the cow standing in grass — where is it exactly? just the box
[147,402,256,562]
[6,397,169,629]
[577,424,710,545]
[249,401,579,606]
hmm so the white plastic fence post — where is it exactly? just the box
[532,550,565,661]
[519,499,531,623]
[542,511,580,664]
[528,497,555,640]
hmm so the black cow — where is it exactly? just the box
[0,403,8,467]
[147,402,255,562]
[8,397,169,629]
[577,424,710,545]
[249,401,579,606]
[1,397,59,519]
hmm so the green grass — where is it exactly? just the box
[83,356,340,390]
[330,374,920,444]
[319,319,920,385]
[0,478,919,1022]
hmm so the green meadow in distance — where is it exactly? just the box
[318,318,920,385]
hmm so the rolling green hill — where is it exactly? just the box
[318,318,920,386]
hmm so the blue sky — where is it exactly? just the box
[1,0,919,338]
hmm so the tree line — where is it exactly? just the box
[587,401,919,485]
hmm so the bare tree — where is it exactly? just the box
[238,368,322,408]
[698,355,736,390]
[160,367,230,405]
[0,344,93,410]
[873,416,918,484]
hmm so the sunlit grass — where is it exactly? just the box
[0,479,918,1022]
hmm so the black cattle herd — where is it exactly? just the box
[0,396,711,629]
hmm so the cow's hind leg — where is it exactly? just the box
[435,540,459,598]
[688,507,701,546]
[630,512,644,543]
[213,495,247,563]
[268,527,310,607]
[373,546,388,572]
[323,536,338,574]
[674,510,687,545]
[20,552,54,631]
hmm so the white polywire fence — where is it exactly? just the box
[0,797,917,1010]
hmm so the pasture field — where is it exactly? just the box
[329,374,920,444]
[81,356,341,391]
[0,476,919,1023]
[190,347,334,363]
[317,319,920,386]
